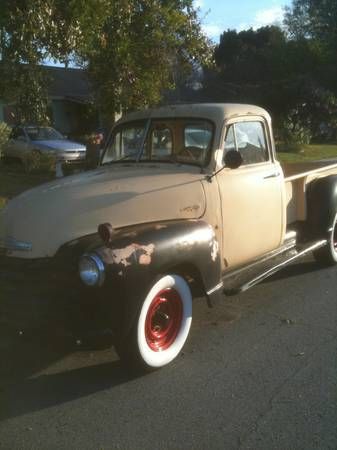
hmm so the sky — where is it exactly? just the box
[194,0,292,42]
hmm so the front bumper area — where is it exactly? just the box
[0,255,110,338]
[0,255,71,283]
[57,152,86,164]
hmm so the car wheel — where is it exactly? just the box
[117,274,192,371]
[313,212,337,265]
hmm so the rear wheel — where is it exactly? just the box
[313,213,337,266]
[117,274,192,371]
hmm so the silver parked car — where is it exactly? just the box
[3,126,86,163]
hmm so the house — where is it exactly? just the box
[0,65,99,139]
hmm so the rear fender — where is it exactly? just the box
[306,175,337,237]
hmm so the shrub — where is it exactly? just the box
[22,151,56,174]
[283,122,312,144]
[279,109,313,152]
[0,122,11,159]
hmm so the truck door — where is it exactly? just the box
[217,118,284,268]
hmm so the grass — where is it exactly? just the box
[277,144,337,163]
[0,162,53,210]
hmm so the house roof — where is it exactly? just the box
[43,65,91,103]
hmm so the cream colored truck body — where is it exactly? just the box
[3,103,337,371]
[1,103,337,273]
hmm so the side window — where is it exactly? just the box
[235,122,268,165]
[151,128,172,159]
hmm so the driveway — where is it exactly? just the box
[0,255,336,450]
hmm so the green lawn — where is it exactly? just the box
[277,144,337,163]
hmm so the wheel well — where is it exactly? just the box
[165,262,206,298]
[306,175,337,237]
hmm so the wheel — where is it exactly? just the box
[117,274,192,371]
[313,212,337,266]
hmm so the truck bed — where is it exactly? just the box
[281,160,337,225]
[282,160,337,180]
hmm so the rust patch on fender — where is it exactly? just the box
[100,243,155,267]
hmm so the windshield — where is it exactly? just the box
[26,127,64,141]
[102,118,214,166]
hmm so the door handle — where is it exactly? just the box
[264,172,280,179]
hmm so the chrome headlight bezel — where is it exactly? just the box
[79,254,105,287]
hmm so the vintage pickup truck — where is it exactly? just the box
[1,103,337,371]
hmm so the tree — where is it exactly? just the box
[285,0,337,92]
[0,0,210,124]
[0,0,108,123]
[283,0,337,138]
[211,25,337,140]
[214,26,288,84]
[80,0,211,120]
[284,0,337,47]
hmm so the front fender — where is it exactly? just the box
[85,220,221,337]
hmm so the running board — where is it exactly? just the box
[223,239,327,296]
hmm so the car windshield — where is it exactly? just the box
[102,118,214,167]
[26,127,64,141]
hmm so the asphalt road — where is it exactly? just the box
[0,255,336,450]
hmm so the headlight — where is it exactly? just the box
[79,254,105,287]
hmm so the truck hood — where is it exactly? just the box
[0,164,206,259]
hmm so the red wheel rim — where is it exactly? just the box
[145,288,183,352]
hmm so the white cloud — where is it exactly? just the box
[202,23,222,40]
[237,22,249,32]
[200,4,286,42]
[253,6,284,29]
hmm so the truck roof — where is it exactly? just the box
[118,103,271,125]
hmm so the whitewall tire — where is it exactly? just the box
[119,274,192,370]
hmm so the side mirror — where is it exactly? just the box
[224,150,243,169]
